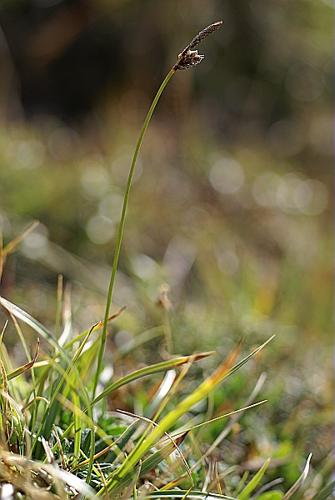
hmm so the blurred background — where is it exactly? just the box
[0,0,333,491]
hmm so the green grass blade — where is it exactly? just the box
[92,352,213,406]
[238,458,271,499]
[93,68,176,399]
[283,453,312,499]
[0,297,60,351]
[72,392,81,462]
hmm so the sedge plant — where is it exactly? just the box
[0,21,320,499]
[93,20,224,399]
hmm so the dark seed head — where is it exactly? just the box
[174,20,223,71]
[174,50,204,70]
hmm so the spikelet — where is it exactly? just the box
[174,20,223,71]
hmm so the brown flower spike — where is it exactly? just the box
[174,20,223,71]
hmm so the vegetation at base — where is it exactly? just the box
[0,247,330,497]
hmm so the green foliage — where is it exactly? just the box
[0,227,329,498]
[0,278,275,497]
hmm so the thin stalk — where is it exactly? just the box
[92,68,176,399]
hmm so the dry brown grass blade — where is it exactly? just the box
[2,220,39,258]
[64,305,127,349]
[6,339,39,382]
[94,305,127,329]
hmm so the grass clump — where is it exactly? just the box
[0,281,287,499]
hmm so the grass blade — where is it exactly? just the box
[0,297,59,351]
[92,352,213,405]
[238,458,271,499]
[2,221,39,258]
[146,490,235,499]
[5,340,39,381]
[93,68,176,399]
[72,391,81,462]
[283,453,312,499]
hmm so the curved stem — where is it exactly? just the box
[93,68,176,399]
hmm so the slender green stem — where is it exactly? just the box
[92,68,176,399]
